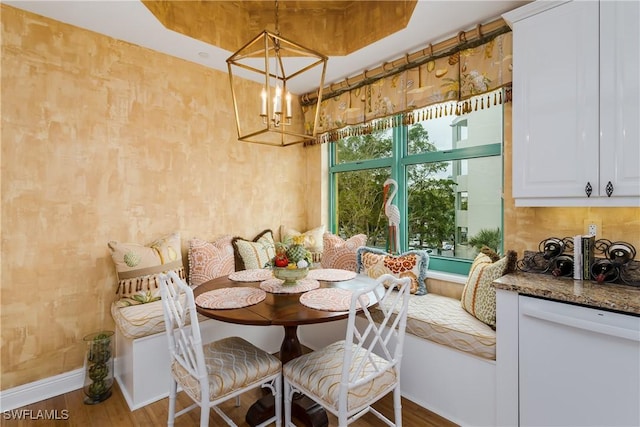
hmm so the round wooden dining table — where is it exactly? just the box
[193,271,379,427]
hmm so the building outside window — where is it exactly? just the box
[328,97,504,275]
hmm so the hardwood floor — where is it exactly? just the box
[1,382,458,427]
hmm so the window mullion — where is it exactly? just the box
[327,142,336,233]
[392,124,408,251]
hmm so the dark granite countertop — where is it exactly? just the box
[493,271,640,316]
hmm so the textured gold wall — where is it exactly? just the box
[0,5,319,390]
[2,5,638,393]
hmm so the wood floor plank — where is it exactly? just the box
[1,381,458,426]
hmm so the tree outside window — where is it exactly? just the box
[329,97,504,274]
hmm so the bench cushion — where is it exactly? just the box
[375,293,496,360]
[112,300,166,339]
[111,298,208,340]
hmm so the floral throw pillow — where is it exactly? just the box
[188,235,235,287]
[320,233,368,272]
[461,247,517,328]
[108,231,184,299]
[356,247,429,295]
[231,229,276,271]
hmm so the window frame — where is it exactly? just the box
[328,111,504,275]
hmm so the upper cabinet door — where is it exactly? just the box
[508,1,600,203]
[506,0,640,206]
[599,0,640,199]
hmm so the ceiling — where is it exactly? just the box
[5,0,529,94]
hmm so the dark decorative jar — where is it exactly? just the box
[82,330,114,404]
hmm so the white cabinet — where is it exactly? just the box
[504,1,640,207]
[518,296,640,426]
[599,1,640,200]
[496,289,640,427]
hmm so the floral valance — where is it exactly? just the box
[303,32,512,145]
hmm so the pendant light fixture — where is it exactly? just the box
[227,1,328,147]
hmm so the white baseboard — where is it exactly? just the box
[0,368,85,412]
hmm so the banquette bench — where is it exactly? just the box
[299,274,498,427]
[111,299,283,410]
[109,230,511,426]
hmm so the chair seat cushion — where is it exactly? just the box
[373,293,496,360]
[172,336,281,402]
[283,341,397,413]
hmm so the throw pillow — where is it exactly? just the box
[280,225,325,264]
[280,225,325,252]
[356,247,429,295]
[461,247,517,329]
[232,229,276,271]
[108,231,184,299]
[188,235,235,287]
[320,233,368,272]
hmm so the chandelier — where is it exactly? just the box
[226,1,327,147]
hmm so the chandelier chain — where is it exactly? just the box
[274,0,280,36]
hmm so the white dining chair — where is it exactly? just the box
[283,273,412,427]
[158,270,282,427]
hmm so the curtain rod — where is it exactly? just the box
[300,17,510,106]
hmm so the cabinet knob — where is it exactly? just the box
[606,181,614,197]
[585,182,593,197]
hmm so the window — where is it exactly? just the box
[329,96,504,275]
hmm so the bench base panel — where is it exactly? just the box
[400,332,496,426]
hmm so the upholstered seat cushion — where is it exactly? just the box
[111,298,208,339]
[283,341,397,413]
[373,293,496,360]
[172,336,281,402]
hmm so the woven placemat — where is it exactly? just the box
[195,287,266,309]
[299,288,369,312]
[307,269,357,282]
[228,269,273,282]
[260,278,320,294]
